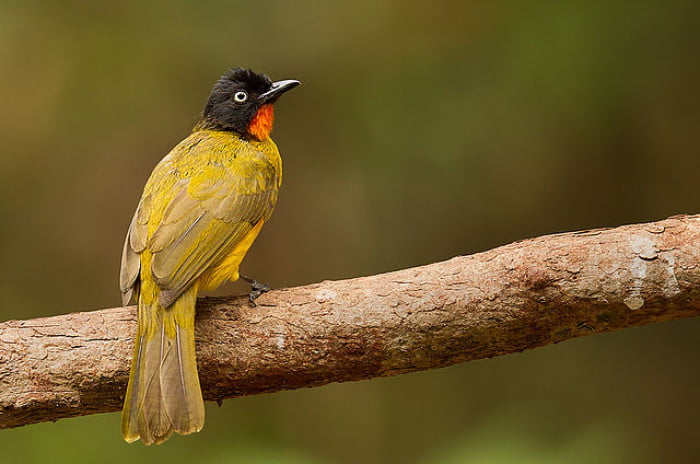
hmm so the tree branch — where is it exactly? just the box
[2,215,700,429]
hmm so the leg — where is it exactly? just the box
[240,274,270,306]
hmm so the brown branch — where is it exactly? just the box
[2,214,700,430]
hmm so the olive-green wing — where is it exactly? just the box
[148,155,278,307]
[119,140,280,308]
[120,192,152,305]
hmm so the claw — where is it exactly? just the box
[240,274,270,306]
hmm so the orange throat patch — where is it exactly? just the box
[248,104,275,140]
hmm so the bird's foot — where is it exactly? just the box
[240,274,270,306]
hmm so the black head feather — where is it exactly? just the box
[200,68,274,135]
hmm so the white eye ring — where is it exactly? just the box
[233,91,248,103]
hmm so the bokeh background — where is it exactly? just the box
[1,0,699,462]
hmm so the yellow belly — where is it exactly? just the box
[197,219,265,291]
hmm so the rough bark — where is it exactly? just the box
[1,214,700,430]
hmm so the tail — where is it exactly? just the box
[121,285,205,445]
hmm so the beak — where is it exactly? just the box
[258,79,300,104]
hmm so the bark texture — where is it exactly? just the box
[2,215,700,430]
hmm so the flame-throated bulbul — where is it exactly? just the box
[120,68,299,444]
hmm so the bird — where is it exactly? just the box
[119,68,299,445]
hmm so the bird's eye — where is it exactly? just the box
[233,91,248,103]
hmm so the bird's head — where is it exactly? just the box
[200,68,300,140]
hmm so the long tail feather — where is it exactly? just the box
[121,286,205,445]
[161,300,205,435]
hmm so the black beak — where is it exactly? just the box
[258,79,300,104]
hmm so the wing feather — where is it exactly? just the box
[119,226,141,305]
[120,204,149,305]
[118,132,280,308]
[129,193,151,253]
[149,152,278,305]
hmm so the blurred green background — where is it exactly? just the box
[1,0,699,462]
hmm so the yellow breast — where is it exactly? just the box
[197,218,266,291]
